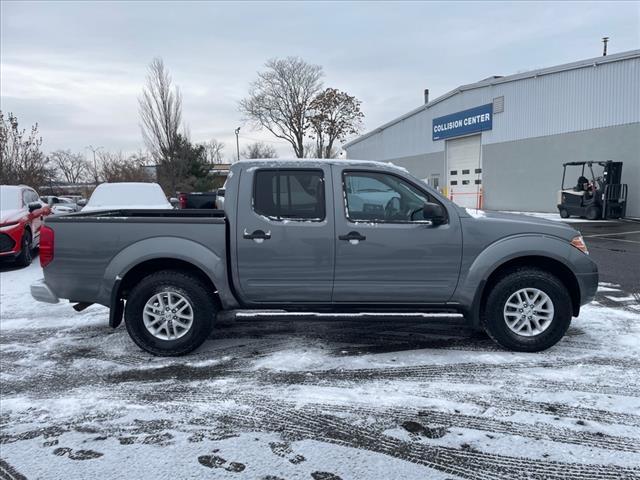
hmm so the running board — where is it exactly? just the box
[230,310,464,319]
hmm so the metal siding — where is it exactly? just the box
[346,56,640,160]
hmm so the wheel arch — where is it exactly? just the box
[457,235,583,328]
[477,256,581,322]
[102,237,232,328]
[109,257,220,329]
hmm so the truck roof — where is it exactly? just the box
[231,158,409,174]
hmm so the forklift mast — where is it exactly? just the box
[600,161,623,185]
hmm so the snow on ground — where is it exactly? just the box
[1,262,640,479]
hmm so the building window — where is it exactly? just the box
[475,168,482,174]
[450,170,457,175]
[475,179,482,185]
[450,180,458,186]
[462,169,470,175]
[253,169,325,221]
[462,180,470,185]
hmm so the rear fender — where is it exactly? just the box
[100,237,236,312]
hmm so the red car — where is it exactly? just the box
[0,185,51,266]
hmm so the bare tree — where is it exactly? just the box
[201,139,225,164]
[242,141,278,159]
[239,57,323,158]
[48,150,88,184]
[307,88,363,159]
[0,111,52,186]
[138,58,182,163]
[98,151,152,183]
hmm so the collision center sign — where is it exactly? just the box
[432,103,493,141]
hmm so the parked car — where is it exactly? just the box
[0,185,51,266]
[178,191,217,209]
[42,196,80,214]
[81,182,172,212]
[31,159,598,356]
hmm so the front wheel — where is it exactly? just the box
[125,270,217,356]
[14,231,33,267]
[482,268,572,352]
[586,205,601,220]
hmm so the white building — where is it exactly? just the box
[344,50,640,217]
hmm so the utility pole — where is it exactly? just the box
[85,145,103,185]
[602,36,609,56]
[235,127,241,162]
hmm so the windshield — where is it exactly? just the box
[87,183,168,207]
[0,187,22,210]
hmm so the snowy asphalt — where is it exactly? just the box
[1,246,640,479]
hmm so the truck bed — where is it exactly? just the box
[43,209,227,307]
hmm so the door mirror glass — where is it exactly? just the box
[422,202,446,224]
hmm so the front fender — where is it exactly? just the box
[97,236,234,308]
[453,234,588,327]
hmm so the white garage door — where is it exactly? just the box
[446,134,482,209]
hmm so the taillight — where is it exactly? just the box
[40,225,54,267]
[179,193,187,209]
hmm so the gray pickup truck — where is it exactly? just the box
[31,159,598,356]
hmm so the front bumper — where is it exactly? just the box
[31,279,60,304]
[576,271,599,306]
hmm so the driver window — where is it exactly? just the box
[343,171,431,222]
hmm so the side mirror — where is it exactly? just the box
[169,197,179,208]
[422,202,446,225]
[28,202,42,213]
[77,199,87,207]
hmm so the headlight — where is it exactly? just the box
[570,235,589,255]
[0,221,20,231]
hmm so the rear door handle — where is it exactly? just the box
[243,229,271,241]
[338,231,366,241]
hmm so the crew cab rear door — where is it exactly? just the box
[234,166,334,304]
[331,167,462,304]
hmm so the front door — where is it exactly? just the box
[235,166,335,304]
[332,168,462,304]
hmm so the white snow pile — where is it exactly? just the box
[1,262,639,479]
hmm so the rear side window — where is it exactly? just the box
[253,169,325,221]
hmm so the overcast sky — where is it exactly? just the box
[1,1,638,159]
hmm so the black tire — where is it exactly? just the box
[124,270,217,356]
[482,268,572,352]
[586,206,601,220]
[559,208,569,219]
[14,231,33,267]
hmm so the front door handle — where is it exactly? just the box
[338,231,366,242]
[243,229,271,241]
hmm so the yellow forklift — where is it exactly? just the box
[557,161,627,220]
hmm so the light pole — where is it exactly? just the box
[86,145,103,185]
[235,127,241,163]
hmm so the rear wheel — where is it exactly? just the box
[558,208,569,218]
[482,268,572,352]
[14,231,33,267]
[125,270,217,356]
